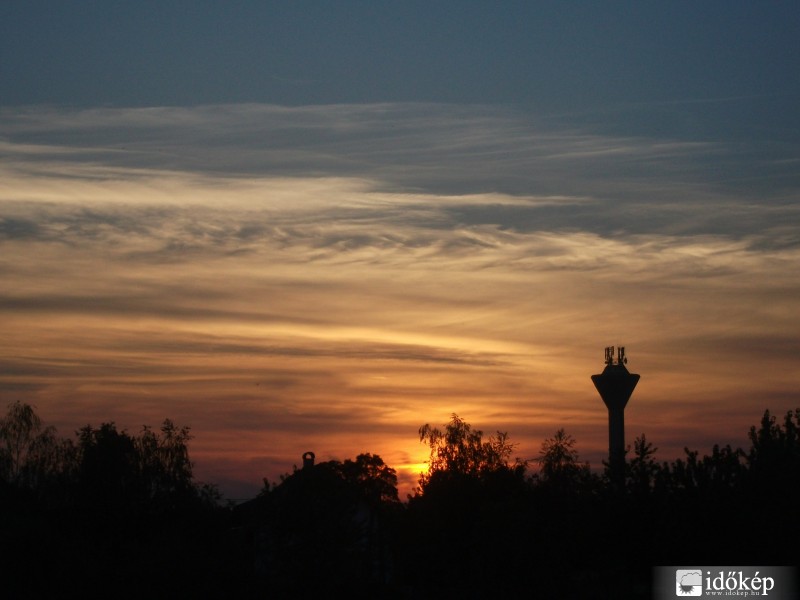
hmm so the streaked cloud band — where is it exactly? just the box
[2,103,797,497]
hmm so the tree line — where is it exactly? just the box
[1,402,798,598]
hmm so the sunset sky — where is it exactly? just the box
[2,2,799,498]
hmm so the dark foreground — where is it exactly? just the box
[2,405,798,599]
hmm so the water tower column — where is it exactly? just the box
[591,346,640,488]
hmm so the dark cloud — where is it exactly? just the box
[0,293,305,324]
[688,333,800,363]
[97,329,508,368]
[0,381,47,393]
[3,104,798,243]
[0,216,41,239]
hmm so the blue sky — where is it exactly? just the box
[1,2,799,497]
[3,2,799,116]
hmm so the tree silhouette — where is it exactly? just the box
[0,403,234,597]
[0,401,77,504]
[629,433,659,494]
[741,408,800,563]
[4,399,799,597]
[536,427,587,482]
[77,422,141,511]
[135,419,196,509]
[237,452,401,595]
[748,408,800,477]
[416,413,522,492]
[405,415,530,595]
[337,452,400,505]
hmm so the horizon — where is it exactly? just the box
[2,3,798,500]
[5,390,790,502]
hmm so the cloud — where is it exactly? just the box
[4,103,798,248]
[1,102,798,498]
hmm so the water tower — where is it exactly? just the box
[591,346,640,487]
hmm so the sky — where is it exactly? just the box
[1,2,799,498]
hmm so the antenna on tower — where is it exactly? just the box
[604,346,629,365]
[604,346,614,365]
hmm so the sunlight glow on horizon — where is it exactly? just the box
[2,103,798,499]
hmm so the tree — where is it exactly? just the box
[408,415,529,594]
[536,428,587,485]
[338,452,400,505]
[1,401,43,483]
[417,413,520,491]
[75,419,203,514]
[629,433,659,494]
[0,401,70,490]
[747,408,800,473]
[249,452,400,594]
[746,408,800,505]
[135,419,195,505]
[77,422,140,510]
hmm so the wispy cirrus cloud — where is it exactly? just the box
[1,103,798,497]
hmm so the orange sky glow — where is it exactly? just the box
[2,104,798,498]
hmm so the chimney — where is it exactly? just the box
[302,451,315,470]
